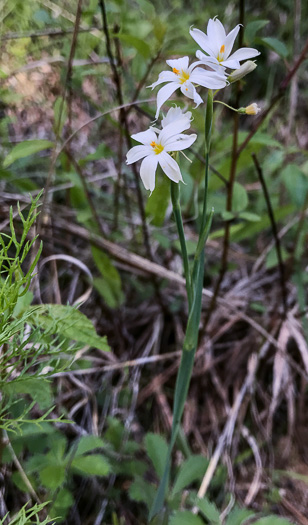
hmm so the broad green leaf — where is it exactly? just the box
[266,246,289,269]
[39,465,66,489]
[129,477,156,509]
[51,488,74,514]
[145,433,168,479]
[92,246,124,308]
[169,511,205,525]
[115,34,151,58]
[232,182,248,212]
[71,454,110,476]
[3,140,54,168]
[79,143,112,165]
[11,471,37,493]
[28,304,110,352]
[172,455,209,496]
[281,164,308,207]
[258,37,289,58]
[195,496,220,524]
[225,507,256,525]
[146,174,170,226]
[238,212,261,222]
[75,435,106,456]
[253,517,292,525]
[2,378,52,410]
[245,20,269,43]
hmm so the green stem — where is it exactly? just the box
[170,181,193,310]
[149,91,214,523]
[213,99,239,113]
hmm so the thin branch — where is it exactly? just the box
[252,153,288,317]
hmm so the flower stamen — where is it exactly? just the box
[150,141,164,154]
[172,67,190,84]
[217,44,226,62]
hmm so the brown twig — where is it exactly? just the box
[252,153,288,317]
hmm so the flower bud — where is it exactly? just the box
[245,103,261,115]
[228,61,257,83]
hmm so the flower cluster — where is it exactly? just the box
[126,17,260,191]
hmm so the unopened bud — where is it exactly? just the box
[238,103,261,115]
[228,61,257,83]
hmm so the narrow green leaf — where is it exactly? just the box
[92,246,124,308]
[115,33,151,58]
[232,182,248,213]
[146,174,170,226]
[253,517,292,525]
[258,37,289,58]
[3,140,54,168]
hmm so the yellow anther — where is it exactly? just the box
[151,141,164,155]
[179,70,190,84]
[172,67,180,74]
[220,44,225,54]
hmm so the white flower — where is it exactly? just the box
[190,18,260,70]
[149,56,227,118]
[126,109,197,192]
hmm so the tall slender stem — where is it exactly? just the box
[171,181,193,310]
[149,93,214,523]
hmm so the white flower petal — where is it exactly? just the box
[159,117,192,145]
[190,29,217,57]
[140,154,158,192]
[164,133,197,152]
[149,70,178,89]
[224,24,241,58]
[166,56,189,71]
[221,58,241,69]
[158,151,183,183]
[179,82,203,108]
[155,82,179,119]
[228,47,260,63]
[207,18,225,53]
[190,69,227,89]
[162,106,192,128]
[126,145,153,164]
[131,128,157,145]
[196,51,220,68]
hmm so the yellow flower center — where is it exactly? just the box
[172,67,190,84]
[217,44,225,62]
[150,141,164,155]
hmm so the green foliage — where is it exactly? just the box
[3,140,55,168]
[92,246,124,308]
